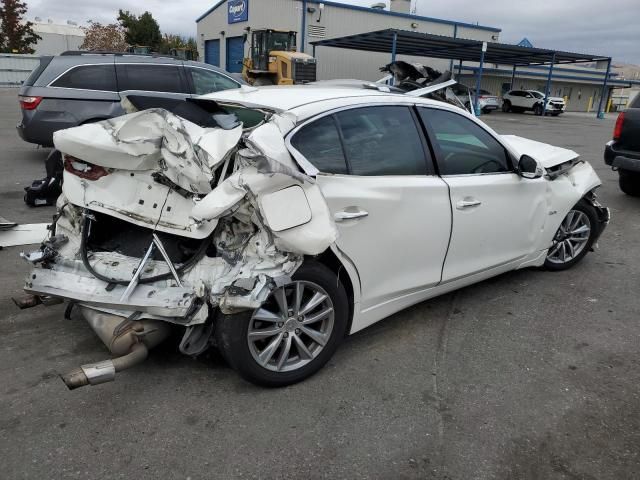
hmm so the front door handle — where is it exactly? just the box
[456,198,482,210]
[334,209,369,222]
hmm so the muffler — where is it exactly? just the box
[61,306,172,390]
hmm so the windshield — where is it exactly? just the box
[530,91,545,99]
[269,32,295,51]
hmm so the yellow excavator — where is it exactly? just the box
[242,29,317,86]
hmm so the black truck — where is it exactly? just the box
[605,95,640,196]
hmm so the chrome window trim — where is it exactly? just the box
[284,100,427,177]
[47,62,118,92]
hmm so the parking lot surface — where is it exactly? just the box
[1,87,639,479]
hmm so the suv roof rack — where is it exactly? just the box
[60,50,179,60]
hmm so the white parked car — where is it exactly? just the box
[503,89,566,116]
[23,85,609,388]
[452,86,500,114]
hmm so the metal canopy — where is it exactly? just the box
[310,28,609,66]
[311,29,613,118]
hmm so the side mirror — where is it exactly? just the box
[518,154,543,179]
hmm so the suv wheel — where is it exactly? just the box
[214,261,349,387]
[502,100,511,112]
[534,104,544,116]
[618,169,640,196]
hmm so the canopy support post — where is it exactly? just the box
[542,52,556,117]
[474,42,486,116]
[597,58,612,119]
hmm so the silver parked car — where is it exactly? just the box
[17,51,243,147]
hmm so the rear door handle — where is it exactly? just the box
[456,199,482,210]
[334,209,369,221]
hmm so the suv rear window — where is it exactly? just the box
[117,64,188,94]
[23,56,53,86]
[51,64,117,91]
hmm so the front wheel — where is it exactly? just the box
[618,169,640,196]
[544,200,598,271]
[502,101,511,113]
[214,261,349,387]
[534,104,544,116]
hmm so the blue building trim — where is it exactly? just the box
[196,0,226,22]
[196,0,502,33]
[458,66,635,86]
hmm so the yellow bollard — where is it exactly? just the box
[587,97,593,112]
[606,98,612,113]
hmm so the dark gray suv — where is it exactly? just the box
[17,52,243,147]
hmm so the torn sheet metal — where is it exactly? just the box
[24,106,338,321]
[0,223,49,247]
[54,108,243,194]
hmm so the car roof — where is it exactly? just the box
[30,53,237,87]
[198,85,443,113]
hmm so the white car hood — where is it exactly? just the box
[501,135,579,169]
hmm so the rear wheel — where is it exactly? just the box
[544,200,598,271]
[502,100,511,112]
[214,261,349,387]
[618,169,640,196]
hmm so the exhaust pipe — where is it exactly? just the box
[61,307,171,390]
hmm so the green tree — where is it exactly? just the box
[117,9,161,49]
[0,0,41,54]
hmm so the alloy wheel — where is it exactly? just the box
[247,280,335,372]
[546,209,591,265]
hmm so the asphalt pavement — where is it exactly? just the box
[1,87,638,479]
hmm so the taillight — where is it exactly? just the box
[63,155,108,181]
[19,96,43,110]
[613,112,625,141]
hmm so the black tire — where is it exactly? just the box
[214,260,349,387]
[482,108,493,114]
[534,104,544,116]
[502,100,511,113]
[619,169,640,196]
[544,199,598,271]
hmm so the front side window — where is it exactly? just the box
[189,68,240,95]
[117,64,187,93]
[334,106,428,176]
[52,64,117,91]
[419,108,511,175]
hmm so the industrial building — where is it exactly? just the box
[196,0,637,112]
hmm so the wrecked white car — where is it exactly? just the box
[21,85,609,388]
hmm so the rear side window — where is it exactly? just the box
[188,68,240,95]
[419,108,511,175]
[290,116,348,174]
[24,56,53,86]
[51,64,117,91]
[116,64,188,93]
[630,95,640,109]
[334,106,427,176]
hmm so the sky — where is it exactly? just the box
[23,0,640,64]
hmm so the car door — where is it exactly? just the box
[418,106,547,282]
[509,91,523,108]
[115,63,191,103]
[288,105,452,311]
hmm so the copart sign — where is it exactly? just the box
[228,0,248,24]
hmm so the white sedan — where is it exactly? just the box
[25,85,609,388]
